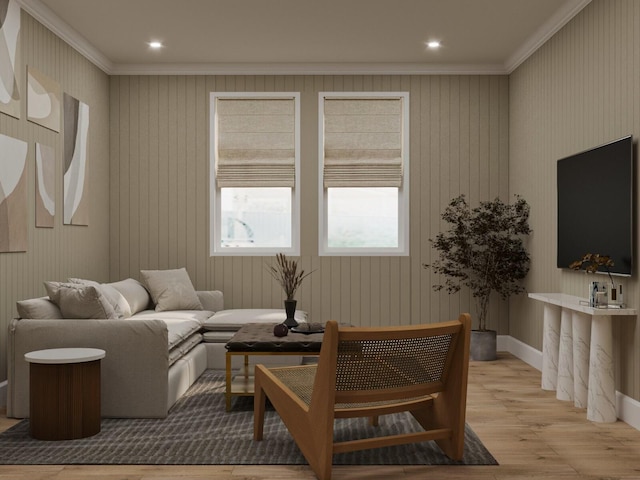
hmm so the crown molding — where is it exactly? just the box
[18,0,591,77]
[110,62,508,76]
[505,0,592,73]
[17,0,113,74]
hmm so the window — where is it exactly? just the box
[319,92,409,256]
[210,92,300,255]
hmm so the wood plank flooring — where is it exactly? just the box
[1,353,640,479]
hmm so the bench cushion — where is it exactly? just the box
[203,308,308,332]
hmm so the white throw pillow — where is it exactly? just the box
[44,281,118,319]
[140,268,203,312]
[107,278,151,316]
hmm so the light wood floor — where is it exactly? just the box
[2,353,640,480]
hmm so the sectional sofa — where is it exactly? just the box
[7,268,306,419]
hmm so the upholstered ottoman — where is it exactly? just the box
[202,309,308,369]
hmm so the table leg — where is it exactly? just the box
[556,308,574,401]
[572,311,591,409]
[542,304,561,391]
[587,315,616,423]
[225,353,232,412]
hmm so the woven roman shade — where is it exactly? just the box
[323,97,404,188]
[215,97,296,187]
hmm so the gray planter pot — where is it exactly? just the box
[470,330,497,361]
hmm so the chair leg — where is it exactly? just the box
[254,376,266,441]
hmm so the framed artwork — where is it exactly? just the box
[0,133,28,252]
[35,143,55,228]
[28,66,61,132]
[63,93,89,226]
[0,0,21,119]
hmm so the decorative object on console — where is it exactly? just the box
[569,253,623,307]
[266,253,314,328]
[63,92,89,225]
[424,194,531,360]
[0,133,28,252]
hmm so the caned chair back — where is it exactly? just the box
[333,326,460,405]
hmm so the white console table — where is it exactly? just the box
[529,293,636,423]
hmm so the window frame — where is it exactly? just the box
[318,91,410,257]
[209,92,301,256]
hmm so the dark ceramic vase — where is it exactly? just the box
[283,299,298,328]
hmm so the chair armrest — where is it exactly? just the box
[7,317,169,418]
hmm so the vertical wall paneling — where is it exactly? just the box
[510,0,640,401]
[0,13,110,383]
[109,72,510,337]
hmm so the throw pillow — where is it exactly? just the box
[140,268,203,312]
[43,281,118,319]
[16,297,63,319]
[68,278,128,319]
[106,278,151,316]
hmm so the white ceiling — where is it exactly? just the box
[22,0,591,75]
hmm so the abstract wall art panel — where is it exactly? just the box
[63,93,89,226]
[0,133,28,252]
[0,0,21,119]
[35,143,55,228]
[28,66,61,132]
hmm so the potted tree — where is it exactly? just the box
[267,253,314,328]
[424,194,531,360]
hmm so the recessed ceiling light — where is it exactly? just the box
[149,41,163,49]
[426,41,441,49]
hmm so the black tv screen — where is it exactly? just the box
[557,135,634,276]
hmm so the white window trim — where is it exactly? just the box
[209,92,301,256]
[318,91,410,257]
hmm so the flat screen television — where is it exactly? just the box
[557,135,634,276]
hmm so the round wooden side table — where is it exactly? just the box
[25,348,106,440]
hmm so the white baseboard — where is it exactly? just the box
[616,391,640,431]
[499,335,640,431]
[498,334,543,371]
[0,380,6,408]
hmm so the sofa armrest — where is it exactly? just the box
[197,290,224,312]
[7,317,169,419]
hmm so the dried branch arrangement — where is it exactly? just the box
[267,253,314,300]
[569,253,615,284]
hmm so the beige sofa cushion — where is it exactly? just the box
[44,281,118,319]
[16,297,63,319]
[140,268,203,312]
[203,308,308,331]
[106,278,151,316]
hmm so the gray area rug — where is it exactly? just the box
[0,370,497,465]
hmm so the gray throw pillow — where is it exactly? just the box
[140,268,203,312]
[68,278,127,319]
[44,281,118,319]
[16,297,63,319]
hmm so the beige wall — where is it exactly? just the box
[510,0,640,400]
[0,13,111,383]
[110,75,510,330]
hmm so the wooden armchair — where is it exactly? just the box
[254,313,471,480]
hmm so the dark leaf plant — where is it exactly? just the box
[569,253,615,285]
[267,253,314,301]
[424,194,532,331]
